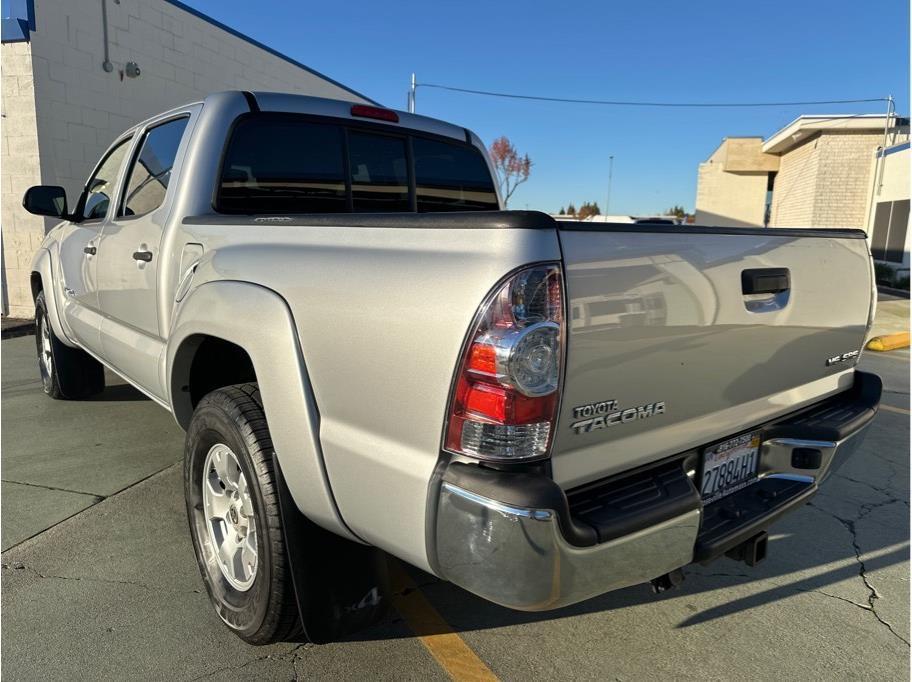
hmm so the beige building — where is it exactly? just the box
[696,117,908,243]
[695,137,778,227]
[867,141,910,272]
[1,0,372,318]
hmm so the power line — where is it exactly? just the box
[416,83,889,108]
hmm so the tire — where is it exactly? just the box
[35,291,104,400]
[184,383,301,645]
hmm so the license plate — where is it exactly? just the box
[700,431,760,503]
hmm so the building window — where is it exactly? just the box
[764,172,776,227]
[871,200,910,263]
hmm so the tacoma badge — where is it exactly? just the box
[570,400,666,434]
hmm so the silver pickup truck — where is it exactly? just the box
[25,91,882,645]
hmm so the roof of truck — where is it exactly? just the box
[247,91,471,143]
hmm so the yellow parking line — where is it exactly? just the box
[880,404,911,416]
[391,565,499,682]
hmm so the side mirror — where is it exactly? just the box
[23,185,68,219]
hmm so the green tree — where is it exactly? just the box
[558,207,566,215]
[665,205,687,219]
[566,203,577,216]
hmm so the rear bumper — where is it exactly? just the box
[432,370,881,611]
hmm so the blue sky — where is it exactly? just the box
[188,0,909,215]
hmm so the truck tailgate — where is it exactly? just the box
[552,225,873,489]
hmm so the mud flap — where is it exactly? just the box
[272,453,390,643]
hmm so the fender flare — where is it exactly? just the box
[167,279,361,544]
[31,248,74,347]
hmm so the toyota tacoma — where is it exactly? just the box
[25,91,882,644]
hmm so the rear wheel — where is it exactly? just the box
[35,291,104,399]
[184,383,301,644]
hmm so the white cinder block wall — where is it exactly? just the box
[1,40,44,316]
[1,0,372,318]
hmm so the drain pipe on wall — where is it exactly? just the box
[864,95,895,233]
[100,0,114,72]
[876,95,895,194]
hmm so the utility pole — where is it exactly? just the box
[877,94,895,194]
[407,73,416,113]
[605,155,614,216]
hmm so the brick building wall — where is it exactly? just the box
[810,132,882,228]
[769,131,883,229]
[1,0,372,317]
[1,41,44,317]
[768,136,819,227]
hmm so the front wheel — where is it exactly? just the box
[184,383,301,645]
[34,291,104,399]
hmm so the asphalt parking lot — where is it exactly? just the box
[1,334,909,680]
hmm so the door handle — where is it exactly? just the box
[132,250,153,262]
[83,245,96,255]
[741,268,790,295]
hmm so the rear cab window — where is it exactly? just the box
[348,132,409,212]
[413,137,499,212]
[219,118,347,213]
[215,114,498,214]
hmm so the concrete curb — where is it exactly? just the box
[1,323,35,340]
[867,332,911,352]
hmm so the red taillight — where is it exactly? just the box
[350,105,400,123]
[444,264,564,461]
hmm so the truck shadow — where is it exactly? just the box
[86,381,150,402]
[366,539,907,639]
[355,409,909,641]
[350,413,910,642]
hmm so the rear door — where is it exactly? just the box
[95,113,193,400]
[552,225,873,489]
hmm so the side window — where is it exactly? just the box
[121,116,190,218]
[413,137,499,212]
[79,138,132,221]
[348,132,409,212]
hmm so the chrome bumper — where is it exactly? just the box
[760,422,870,484]
[433,371,879,612]
[436,482,700,611]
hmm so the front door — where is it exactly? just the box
[95,115,191,401]
[58,136,134,356]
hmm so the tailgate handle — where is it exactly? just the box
[742,268,790,295]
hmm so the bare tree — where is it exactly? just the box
[489,136,532,207]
